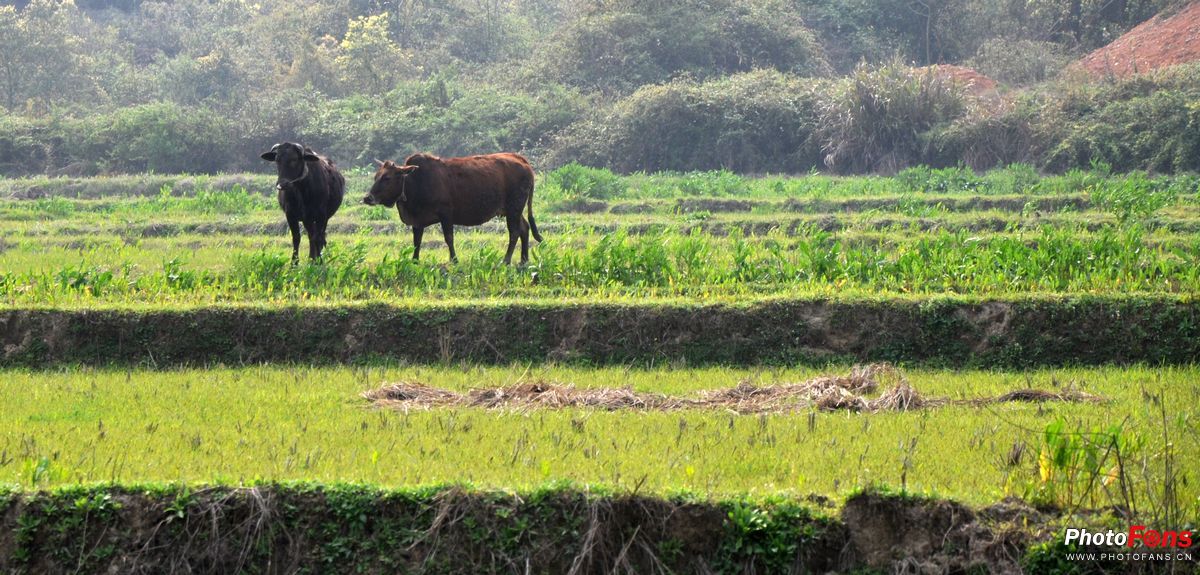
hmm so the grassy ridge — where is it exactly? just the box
[1,296,1198,367]
[3,163,1195,202]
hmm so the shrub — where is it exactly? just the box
[1043,88,1200,174]
[533,0,829,94]
[926,98,1040,170]
[544,70,826,173]
[0,114,51,175]
[968,38,1072,86]
[817,61,968,174]
[302,78,584,165]
[70,102,234,174]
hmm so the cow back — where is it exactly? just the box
[403,153,534,227]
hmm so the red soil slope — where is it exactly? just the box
[921,64,999,96]
[1077,1,1200,77]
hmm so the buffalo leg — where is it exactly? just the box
[504,215,520,265]
[440,217,457,263]
[412,226,424,261]
[287,216,302,265]
[315,219,329,260]
[305,220,319,261]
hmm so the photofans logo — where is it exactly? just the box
[1062,526,1194,563]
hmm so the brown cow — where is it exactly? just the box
[363,152,543,265]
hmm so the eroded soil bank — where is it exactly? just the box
[1,485,1146,574]
[2,296,1198,367]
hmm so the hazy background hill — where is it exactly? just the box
[0,0,1197,176]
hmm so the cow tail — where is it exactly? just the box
[527,182,543,243]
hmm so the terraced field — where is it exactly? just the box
[2,165,1198,572]
[2,165,1198,304]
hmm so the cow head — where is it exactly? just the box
[260,142,319,188]
[364,160,418,207]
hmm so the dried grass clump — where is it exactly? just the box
[466,380,671,411]
[362,381,460,408]
[870,380,938,412]
[992,388,1105,404]
[698,363,906,412]
[811,386,870,412]
[697,381,809,413]
[362,365,1106,415]
[801,362,900,395]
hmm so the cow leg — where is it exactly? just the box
[503,214,520,265]
[287,216,301,265]
[412,226,424,261]
[519,218,531,265]
[440,217,457,263]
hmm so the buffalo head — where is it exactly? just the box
[260,142,319,189]
[364,160,418,207]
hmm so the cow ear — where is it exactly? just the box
[260,151,277,161]
[399,165,419,175]
[302,152,320,162]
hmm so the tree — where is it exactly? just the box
[0,0,109,113]
[0,6,26,111]
[336,13,418,94]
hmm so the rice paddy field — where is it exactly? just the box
[2,364,1197,503]
[2,164,1199,572]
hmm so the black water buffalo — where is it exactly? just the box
[260,142,345,262]
[363,152,542,265]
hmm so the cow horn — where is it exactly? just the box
[374,158,385,167]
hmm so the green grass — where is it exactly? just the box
[1,165,1197,305]
[0,225,1196,305]
[1,364,1196,511]
[3,166,1198,511]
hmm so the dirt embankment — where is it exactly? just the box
[2,297,1198,367]
[1077,1,1200,77]
[920,64,1001,100]
[0,485,1082,574]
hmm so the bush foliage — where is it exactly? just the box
[532,0,830,94]
[545,70,827,173]
[0,0,1196,176]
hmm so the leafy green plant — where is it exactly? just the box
[30,196,75,218]
[1027,419,1129,512]
[717,501,823,573]
[544,163,628,202]
[192,184,265,215]
[1088,173,1178,224]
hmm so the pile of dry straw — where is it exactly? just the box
[363,364,1103,414]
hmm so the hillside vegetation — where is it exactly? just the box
[1,0,1197,175]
